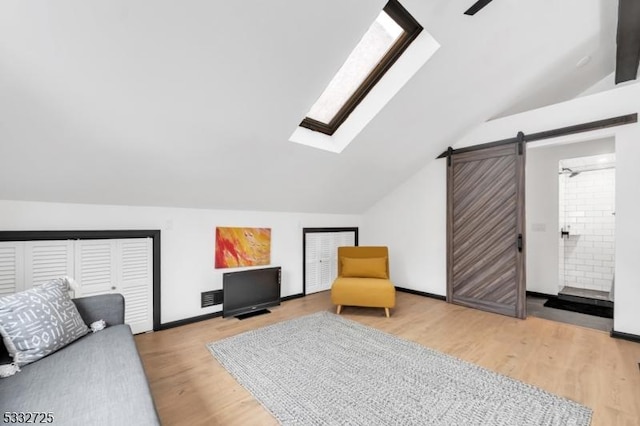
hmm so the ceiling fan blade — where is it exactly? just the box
[464,0,494,16]
[615,0,640,84]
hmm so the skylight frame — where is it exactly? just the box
[300,0,423,136]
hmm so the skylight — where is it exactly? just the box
[306,12,403,124]
[300,0,422,136]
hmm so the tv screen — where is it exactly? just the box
[223,266,281,318]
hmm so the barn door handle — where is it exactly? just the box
[517,234,523,252]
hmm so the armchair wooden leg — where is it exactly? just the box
[384,307,390,318]
[336,305,342,315]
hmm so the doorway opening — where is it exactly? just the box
[525,137,615,331]
[558,153,616,307]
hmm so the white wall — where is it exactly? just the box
[526,139,614,295]
[361,159,446,295]
[612,123,640,334]
[362,81,640,336]
[0,200,360,324]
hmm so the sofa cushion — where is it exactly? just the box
[0,278,89,367]
[0,324,159,425]
[341,257,388,279]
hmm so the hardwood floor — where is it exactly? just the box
[135,291,640,426]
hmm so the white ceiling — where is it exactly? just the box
[0,0,617,213]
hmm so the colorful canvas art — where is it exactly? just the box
[215,227,271,268]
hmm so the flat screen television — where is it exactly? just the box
[222,266,281,319]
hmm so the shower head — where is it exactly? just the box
[560,167,580,178]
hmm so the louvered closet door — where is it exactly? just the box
[75,238,153,333]
[75,240,117,296]
[447,143,526,318]
[305,233,332,294]
[0,242,25,295]
[305,234,321,294]
[24,241,74,289]
[305,231,356,295]
[117,238,153,334]
[318,234,333,292]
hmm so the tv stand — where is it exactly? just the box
[235,309,271,320]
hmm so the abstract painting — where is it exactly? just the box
[215,227,271,268]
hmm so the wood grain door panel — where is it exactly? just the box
[447,143,526,318]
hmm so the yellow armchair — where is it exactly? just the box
[330,246,396,317]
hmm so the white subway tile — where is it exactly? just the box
[593,254,613,261]
[585,271,603,279]
[594,278,612,287]
[585,236,603,242]
[584,247,604,254]
[577,277,595,287]
[594,242,613,249]
[594,266,612,274]
[576,253,594,260]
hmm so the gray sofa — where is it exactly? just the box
[0,294,160,425]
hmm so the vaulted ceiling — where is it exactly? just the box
[0,0,618,213]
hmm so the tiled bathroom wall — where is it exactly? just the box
[560,168,615,292]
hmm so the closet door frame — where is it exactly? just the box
[302,227,359,297]
[0,230,161,331]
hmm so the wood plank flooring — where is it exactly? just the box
[135,291,640,426]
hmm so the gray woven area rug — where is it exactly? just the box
[207,312,592,426]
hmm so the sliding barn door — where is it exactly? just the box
[447,142,526,318]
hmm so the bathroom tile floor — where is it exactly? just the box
[526,295,613,332]
[558,286,611,302]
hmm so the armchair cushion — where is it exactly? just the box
[331,278,395,308]
[341,257,388,279]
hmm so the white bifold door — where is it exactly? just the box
[0,240,74,295]
[0,238,153,333]
[0,242,26,296]
[75,239,153,333]
[305,231,356,294]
